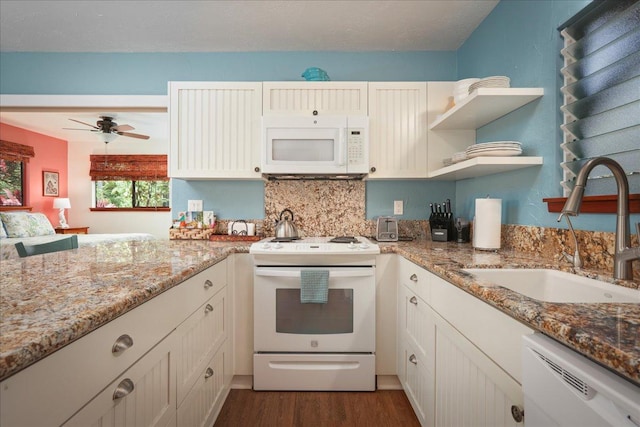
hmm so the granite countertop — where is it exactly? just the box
[1,238,638,386]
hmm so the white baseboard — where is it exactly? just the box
[231,375,253,389]
[377,375,402,390]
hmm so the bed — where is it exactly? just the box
[0,211,156,260]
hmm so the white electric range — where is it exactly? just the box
[249,236,380,391]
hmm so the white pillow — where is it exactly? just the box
[0,212,56,238]
[0,219,6,238]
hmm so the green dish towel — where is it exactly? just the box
[300,270,329,304]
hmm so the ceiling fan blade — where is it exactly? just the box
[62,127,95,131]
[117,131,150,140]
[112,124,134,132]
[68,118,99,129]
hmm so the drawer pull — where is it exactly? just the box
[511,405,524,423]
[409,354,417,365]
[204,303,214,313]
[409,296,418,305]
[204,367,214,379]
[112,334,134,354]
[204,279,213,289]
[112,378,134,400]
[409,274,418,282]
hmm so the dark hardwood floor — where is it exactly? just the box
[214,389,420,427]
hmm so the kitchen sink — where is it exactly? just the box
[462,268,640,303]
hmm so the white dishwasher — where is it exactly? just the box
[522,333,640,427]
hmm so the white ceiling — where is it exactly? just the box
[0,1,499,143]
[1,0,499,53]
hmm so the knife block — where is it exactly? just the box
[429,214,455,242]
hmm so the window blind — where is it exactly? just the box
[0,140,35,162]
[90,155,168,181]
[559,0,640,196]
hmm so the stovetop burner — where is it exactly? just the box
[329,236,360,244]
[270,237,302,243]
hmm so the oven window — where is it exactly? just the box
[276,289,353,334]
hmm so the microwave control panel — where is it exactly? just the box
[347,129,366,166]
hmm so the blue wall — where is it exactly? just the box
[3,3,634,229]
[454,0,638,232]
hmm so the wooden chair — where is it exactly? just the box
[15,235,79,257]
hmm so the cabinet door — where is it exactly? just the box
[169,82,262,178]
[177,340,231,427]
[176,286,228,405]
[262,81,368,116]
[368,82,428,178]
[434,312,524,427]
[398,285,436,427]
[64,333,176,427]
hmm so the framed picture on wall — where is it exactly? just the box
[43,171,59,197]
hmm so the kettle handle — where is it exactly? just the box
[280,208,295,221]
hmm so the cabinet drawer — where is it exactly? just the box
[176,286,228,405]
[64,332,176,427]
[177,340,230,427]
[181,261,227,317]
[401,340,435,427]
[398,257,431,302]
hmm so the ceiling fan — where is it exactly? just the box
[64,116,150,142]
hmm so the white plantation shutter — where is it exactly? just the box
[559,0,640,196]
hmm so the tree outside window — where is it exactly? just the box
[0,158,24,206]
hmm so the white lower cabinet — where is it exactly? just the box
[433,311,523,427]
[0,261,230,427]
[64,334,176,427]
[397,259,530,426]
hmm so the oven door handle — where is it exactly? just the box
[255,268,374,278]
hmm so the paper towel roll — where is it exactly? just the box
[473,198,502,250]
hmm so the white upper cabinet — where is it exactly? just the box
[262,82,368,116]
[169,82,263,179]
[368,82,430,179]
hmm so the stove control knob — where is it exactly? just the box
[359,242,369,249]
[273,243,283,249]
[261,242,271,249]
[348,242,357,249]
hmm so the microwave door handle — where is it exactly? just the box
[337,129,346,166]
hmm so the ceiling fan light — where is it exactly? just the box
[98,132,118,144]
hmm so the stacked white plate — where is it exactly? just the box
[468,76,511,94]
[451,151,468,163]
[465,141,522,158]
[453,78,480,103]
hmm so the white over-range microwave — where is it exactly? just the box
[261,115,369,178]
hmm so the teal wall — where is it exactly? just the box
[3,3,634,230]
[455,0,638,232]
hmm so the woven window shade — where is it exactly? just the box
[559,0,640,196]
[0,140,35,162]
[90,154,168,181]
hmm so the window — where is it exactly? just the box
[90,154,170,210]
[558,0,639,197]
[0,140,35,207]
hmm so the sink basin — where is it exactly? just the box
[462,268,640,303]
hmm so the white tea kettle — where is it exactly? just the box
[274,208,299,239]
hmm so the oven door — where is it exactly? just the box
[254,266,375,353]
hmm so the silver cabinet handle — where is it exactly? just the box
[112,378,134,400]
[409,354,417,365]
[510,405,524,423]
[204,367,214,379]
[204,303,214,313]
[409,274,418,282]
[112,334,134,355]
[409,296,418,305]
[204,279,213,289]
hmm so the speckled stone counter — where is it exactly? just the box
[1,237,638,387]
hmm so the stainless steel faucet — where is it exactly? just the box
[559,157,639,280]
